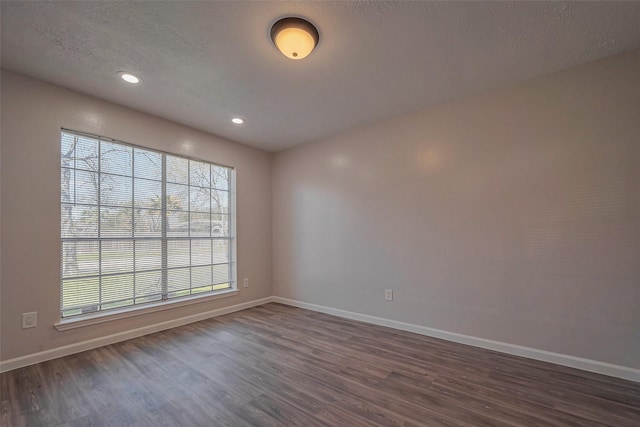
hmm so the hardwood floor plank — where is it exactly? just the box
[204,317,522,426]
[1,303,638,427]
[230,308,583,425]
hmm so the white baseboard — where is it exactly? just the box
[272,296,640,383]
[0,296,274,373]
[4,295,638,383]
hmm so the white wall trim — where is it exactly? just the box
[272,296,640,383]
[0,296,274,373]
[3,295,638,383]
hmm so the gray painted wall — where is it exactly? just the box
[2,50,639,370]
[273,50,640,369]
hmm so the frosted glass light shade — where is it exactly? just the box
[271,17,319,60]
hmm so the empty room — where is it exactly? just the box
[1,1,639,426]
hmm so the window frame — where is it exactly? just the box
[58,129,237,324]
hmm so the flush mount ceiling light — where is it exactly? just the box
[270,17,319,60]
[231,117,244,124]
[119,72,141,84]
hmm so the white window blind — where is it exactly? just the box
[60,130,235,318]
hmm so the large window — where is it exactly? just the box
[60,130,235,318]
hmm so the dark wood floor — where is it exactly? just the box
[1,303,639,426]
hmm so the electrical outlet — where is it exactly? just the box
[385,289,393,301]
[22,312,37,329]
[243,278,249,288]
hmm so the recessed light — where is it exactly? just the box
[120,73,141,84]
[231,117,244,124]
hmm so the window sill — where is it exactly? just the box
[54,289,239,331]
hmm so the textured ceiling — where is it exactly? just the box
[2,1,640,151]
